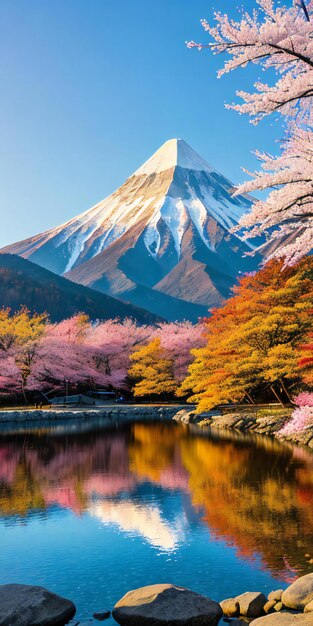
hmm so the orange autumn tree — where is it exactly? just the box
[181,257,313,413]
[129,337,176,398]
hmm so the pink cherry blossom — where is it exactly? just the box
[278,392,313,436]
[187,0,313,264]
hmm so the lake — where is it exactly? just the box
[0,418,313,624]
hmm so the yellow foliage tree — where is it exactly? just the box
[0,308,46,353]
[129,337,176,397]
[0,308,47,399]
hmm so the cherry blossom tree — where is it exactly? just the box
[0,313,154,396]
[157,322,206,383]
[29,315,95,392]
[235,125,313,265]
[187,0,313,264]
[278,392,313,436]
[86,318,151,389]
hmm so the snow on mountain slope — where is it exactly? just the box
[2,139,260,320]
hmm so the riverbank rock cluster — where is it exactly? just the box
[173,408,313,448]
[2,573,313,625]
[218,574,313,624]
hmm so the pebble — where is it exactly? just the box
[93,610,111,621]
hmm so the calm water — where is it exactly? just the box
[0,419,313,624]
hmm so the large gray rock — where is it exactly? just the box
[0,584,76,626]
[234,591,267,617]
[282,574,313,611]
[112,584,222,625]
[252,612,313,624]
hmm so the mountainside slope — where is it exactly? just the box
[2,139,261,320]
[0,254,161,323]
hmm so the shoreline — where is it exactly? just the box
[2,573,313,625]
[0,405,187,432]
[174,407,313,449]
[0,404,312,449]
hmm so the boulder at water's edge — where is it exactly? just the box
[112,583,222,625]
[282,574,313,611]
[0,584,76,626]
[234,591,267,617]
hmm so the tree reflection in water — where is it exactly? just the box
[0,421,313,581]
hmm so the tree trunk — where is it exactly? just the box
[279,378,295,404]
[21,381,27,405]
[245,390,255,404]
[270,384,285,407]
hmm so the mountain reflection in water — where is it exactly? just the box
[0,421,313,585]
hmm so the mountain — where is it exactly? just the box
[2,139,260,321]
[0,254,161,323]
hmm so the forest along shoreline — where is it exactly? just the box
[0,403,312,449]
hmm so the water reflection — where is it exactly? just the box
[0,421,313,581]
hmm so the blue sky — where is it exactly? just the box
[0,0,283,248]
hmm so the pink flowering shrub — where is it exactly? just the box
[278,392,313,437]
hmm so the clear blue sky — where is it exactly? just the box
[0,0,283,248]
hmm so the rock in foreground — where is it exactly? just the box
[282,574,313,611]
[0,584,76,626]
[112,583,222,625]
[220,597,239,617]
[234,591,267,617]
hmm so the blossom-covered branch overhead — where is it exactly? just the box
[187,0,313,264]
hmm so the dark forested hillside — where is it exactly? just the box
[0,254,161,323]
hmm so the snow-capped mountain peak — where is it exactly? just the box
[1,139,259,321]
[134,138,214,176]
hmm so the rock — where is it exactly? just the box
[93,610,111,621]
[234,591,267,617]
[173,409,195,424]
[268,590,283,602]
[282,574,313,611]
[220,597,239,617]
[305,601,313,613]
[112,583,222,625]
[252,613,313,624]
[0,584,76,626]
[263,600,276,614]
